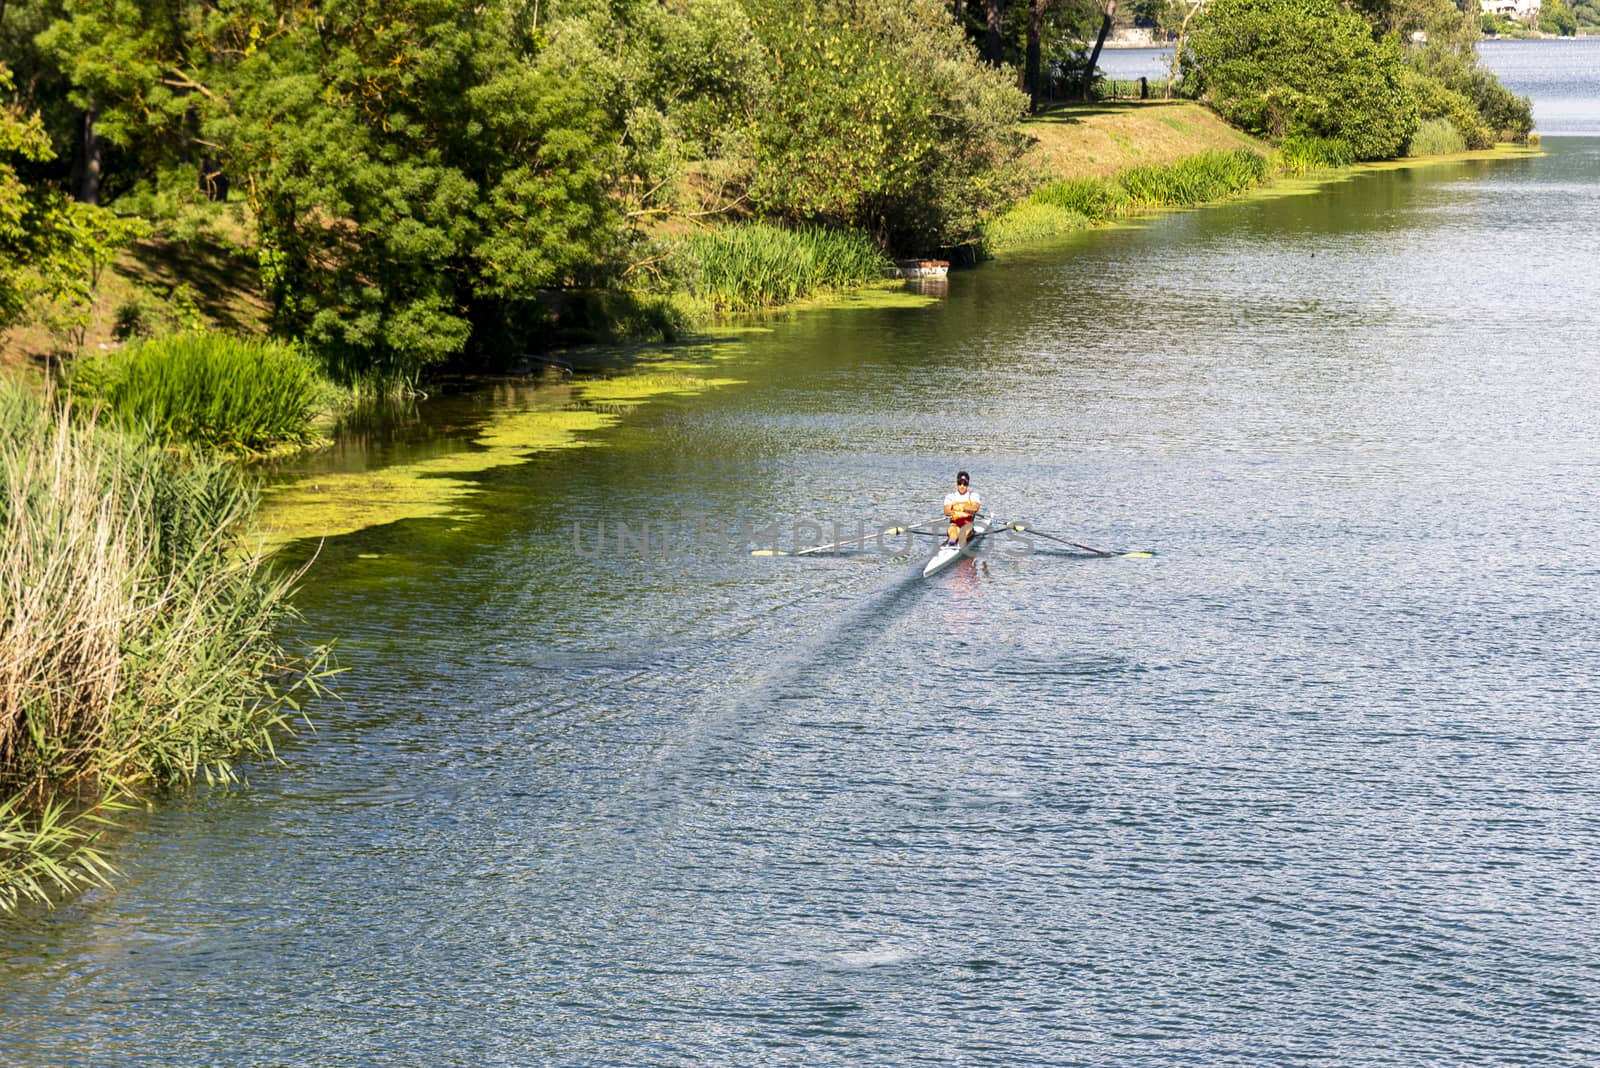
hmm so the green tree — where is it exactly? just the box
[1181,0,1418,160]
[201,0,623,382]
[1540,0,1578,34]
[2,62,141,342]
[743,0,1029,252]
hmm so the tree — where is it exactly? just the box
[743,0,1029,252]
[986,0,1006,64]
[1181,0,1418,160]
[203,0,623,382]
[1,62,141,343]
[1539,0,1578,34]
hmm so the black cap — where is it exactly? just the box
[956,470,969,485]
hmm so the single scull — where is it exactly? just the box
[922,518,993,579]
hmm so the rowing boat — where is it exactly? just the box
[922,519,991,578]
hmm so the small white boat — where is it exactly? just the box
[887,259,951,280]
[922,519,990,578]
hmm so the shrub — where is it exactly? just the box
[1408,43,1532,144]
[1182,0,1418,160]
[671,222,890,311]
[67,334,330,454]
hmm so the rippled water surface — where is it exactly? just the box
[5,73,1600,1068]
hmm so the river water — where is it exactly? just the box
[5,44,1600,1068]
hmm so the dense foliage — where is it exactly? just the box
[1181,0,1419,160]
[744,0,1028,251]
[1183,0,1530,161]
[1,0,1035,380]
[0,0,1541,381]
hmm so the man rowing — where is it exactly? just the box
[942,470,982,548]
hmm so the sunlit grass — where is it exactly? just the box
[674,222,891,312]
[1406,119,1468,158]
[68,334,334,455]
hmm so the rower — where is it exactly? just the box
[942,470,982,547]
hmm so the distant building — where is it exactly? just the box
[1481,0,1542,21]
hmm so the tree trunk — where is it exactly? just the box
[1166,0,1200,98]
[1026,0,1046,111]
[1082,0,1117,101]
[76,105,103,205]
[985,0,1005,66]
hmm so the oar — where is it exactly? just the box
[751,518,946,557]
[1004,522,1154,559]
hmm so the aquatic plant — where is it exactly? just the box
[68,333,333,454]
[1405,118,1468,158]
[1030,178,1131,223]
[674,222,891,312]
[0,386,331,910]
[981,202,1091,252]
[1118,148,1270,207]
[1275,135,1358,173]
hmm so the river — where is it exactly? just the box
[4,42,1599,1068]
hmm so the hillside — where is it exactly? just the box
[1023,99,1268,181]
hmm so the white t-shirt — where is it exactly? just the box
[943,488,982,513]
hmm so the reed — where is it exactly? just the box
[68,334,331,454]
[675,222,890,312]
[1029,177,1131,223]
[1405,119,1467,158]
[1275,135,1358,173]
[0,385,330,910]
[1119,148,1270,208]
[981,202,1091,252]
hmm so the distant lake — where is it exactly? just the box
[1099,37,1600,136]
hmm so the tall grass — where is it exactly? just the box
[988,149,1271,253]
[675,222,891,312]
[0,385,330,910]
[1275,135,1358,174]
[1093,77,1173,101]
[1406,118,1468,157]
[68,334,332,454]
[1030,177,1131,223]
[981,202,1092,252]
[1119,149,1271,207]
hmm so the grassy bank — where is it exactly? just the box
[0,384,330,910]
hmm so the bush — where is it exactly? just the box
[67,334,331,454]
[744,0,1030,252]
[1182,0,1418,161]
[671,221,890,311]
[1402,66,1492,151]
[1408,42,1532,144]
[0,385,328,910]
[1407,117,1468,157]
